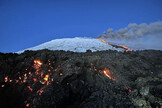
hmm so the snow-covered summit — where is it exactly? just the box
[17,37,123,53]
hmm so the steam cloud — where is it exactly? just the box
[107,21,162,39]
[101,21,162,50]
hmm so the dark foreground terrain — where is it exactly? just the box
[0,49,162,108]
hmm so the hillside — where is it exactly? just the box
[0,49,162,108]
[17,37,124,53]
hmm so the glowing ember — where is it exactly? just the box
[102,69,116,81]
[23,79,27,82]
[59,73,63,76]
[39,90,43,95]
[4,76,8,82]
[41,72,44,77]
[54,67,59,71]
[34,60,42,66]
[1,59,59,107]
[47,81,50,85]
[28,72,32,75]
[27,86,33,92]
[37,89,44,95]
[33,78,37,82]
[34,60,42,72]
[24,73,27,77]
[23,75,27,83]
[26,103,30,107]
[40,81,46,84]
[9,80,12,82]
[44,74,49,81]
[54,65,60,71]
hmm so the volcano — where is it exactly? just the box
[17,37,124,53]
[0,38,162,108]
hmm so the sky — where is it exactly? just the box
[0,0,162,53]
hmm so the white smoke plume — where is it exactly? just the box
[101,21,162,50]
[107,21,162,39]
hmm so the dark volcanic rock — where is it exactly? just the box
[0,49,162,108]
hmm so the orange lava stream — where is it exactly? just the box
[118,45,130,52]
[96,38,113,45]
[102,69,116,81]
[96,38,131,52]
[44,74,49,81]
[26,103,30,107]
[1,57,133,107]
[34,60,42,66]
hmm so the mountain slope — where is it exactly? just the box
[0,50,162,108]
[18,37,123,53]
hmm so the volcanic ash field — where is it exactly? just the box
[0,49,162,108]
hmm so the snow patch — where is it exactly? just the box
[17,37,123,53]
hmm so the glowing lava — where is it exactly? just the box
[96,38,112,45]
[27,86,33,92]
[4,76,8,82]
[97,38,131,52]
[33,78,37,82]
[44,74,49,81]
[38,90,43,95]
[118,45,130,52]
[34,59,42,71]
[1,59,61,107]
[102,69,116,81]
[26,103,30,107]
[34,60,42,66]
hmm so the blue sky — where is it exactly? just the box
[0,0,162,52]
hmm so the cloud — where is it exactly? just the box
[107,21,162,39]
[102,21,162,50]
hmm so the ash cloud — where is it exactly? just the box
[106,21,162,39]
[100,21,162,50]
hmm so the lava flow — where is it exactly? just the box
[0,59,61,107]
[102,69,116,81]
[118,45,130,52]
[96,38,131,52]
[34,60,42,66]
[96,38,113,46]
[0,57,131,107]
